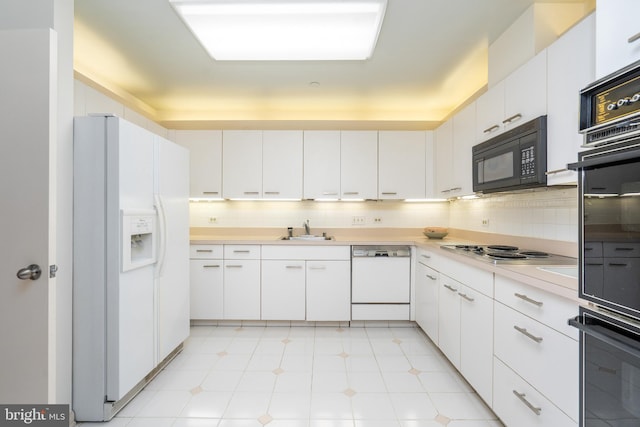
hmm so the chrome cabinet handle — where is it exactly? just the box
[226,265,243,268]
[502,113,522,124]
[514,325,543,343]
[450,187,462,191]
[458,292,475,302]
[322,192,338,196]
[203,264,221,268]
[17,264,42,280]
[545,168,569,176]
[243,191,260,195]
[286,265,303,269]
[381,192,398,195]
[483,124,500,134]
[202,191,219,195]
[513,390,542,416]
[196,249,213,253]
[514,293,543,307]
[426,274,437,281]
[421,254,431,259]
[343,191,359,195]
[233,250,250,253]
[309,266,326,270]
[443,284,458,292]
[264,191,280,195]
[629,31,640,44]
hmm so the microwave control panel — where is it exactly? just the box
[521,146,536,178]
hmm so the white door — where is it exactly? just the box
[0,30,56,402]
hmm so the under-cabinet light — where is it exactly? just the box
[169,0,387,60]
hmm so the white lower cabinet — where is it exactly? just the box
[494,357,576,427]
[223,245,261,320]
[189,245,224,319]
[415,251,439,343]
[438,274,462,368]
[261,260,305,320]
[307,260,351,321]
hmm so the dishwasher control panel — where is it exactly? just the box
[352,245,411,257]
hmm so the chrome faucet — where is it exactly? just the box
[303,219,311,235]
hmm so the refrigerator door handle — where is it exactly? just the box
[154,194,167,277]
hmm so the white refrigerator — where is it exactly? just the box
[73,115,190,421]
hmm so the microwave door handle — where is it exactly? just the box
[568,148,640,170]
[569,316,640,358]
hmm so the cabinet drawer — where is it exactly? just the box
[224,245,261,259]
[261,245,350,260]
[417,248,441,269]
[603,242,640,257]
[493,357,577,427]
[495,275,578,339]
[494,302,578,420]
[437,256,493,297]
[351,304,409,320]
[190,244,223,259]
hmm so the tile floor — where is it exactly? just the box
[79,325,504,427]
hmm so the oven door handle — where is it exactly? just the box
[568,148,640,170]
[569,316,640,358]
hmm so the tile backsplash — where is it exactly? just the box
[190,187,579,243]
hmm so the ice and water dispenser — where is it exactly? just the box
[121,210,157,272]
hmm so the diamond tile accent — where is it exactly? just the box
[343,388,357,397]
[235,327,244,332]
[272,367,284,375]
[338,352,350,359]
[217,351,228,357]
[258,414,273,425]
[408,368,421,376]
[190,385,203,395]
[392,338,402,344]
[281,338,291,344]
[336,328,345,333]
[435,413,451,425]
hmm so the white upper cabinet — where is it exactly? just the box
[303,131,341,200]
[547,14,595,186]
[174,130,222,199]
[222,130,262,199]
[378,131,426,200]
[340,131,378,200]
[503,49,547,130]
[436,102,475,198]
[262,130,303,199]
[595,0,640,79]
[425,131,435,198]
[476,50,547,142]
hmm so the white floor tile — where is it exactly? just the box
[107,325,500,427]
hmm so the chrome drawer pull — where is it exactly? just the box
[443,284,458,292]
[514,293,543,307]
[196,249,213,253]
[264,191,280,195]
[502,113,522,124]
[458,292,474,302]
[233,250,250,253]
[203,264,220,268]
[243,191,260,195]
[426,274,437,281]
[421,254,431,259]
[483,124,500,134]
[309,266,326,270]
[343,191,359,195]
[545,167,568,176]
[226,265,243,268]
[202,191,219,195]
[286,265,303,269]
[381,192,397,195]
[322,192,338,196]
[514,325,543,343]
[628,31,640,44]
[513,390,542,416]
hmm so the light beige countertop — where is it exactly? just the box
[191,227,579,300]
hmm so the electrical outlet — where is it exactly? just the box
[208,217,218,224]
[374,218,382,223]
[352,216,366,226]
[481,218,489,227]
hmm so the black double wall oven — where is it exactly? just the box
[569,59,640,426]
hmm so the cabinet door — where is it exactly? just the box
[459,284,493,405]
[415,259,439,344]
[546,14,594,186]
[222,130,262,199]
[303,131,341,200]
[451,101,476,196]
[223,259,261,319]
[174,130,222,199]
[263,130,303,200]
[306,260,350,321]
[596,0,640,79]
[503,50,547,131]
[435,120,453,197]
[340,131,378,200]
[261,260,306,320]
[438,274,461,368]
[378,131,426,199]
[190,259,223,319]
[475,80,505,142]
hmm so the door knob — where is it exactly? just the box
[16,264,42,280]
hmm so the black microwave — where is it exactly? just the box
[472,115,547,193]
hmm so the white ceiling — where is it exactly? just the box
[74,0,591,130]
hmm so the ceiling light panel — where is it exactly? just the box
[169,0,387,60]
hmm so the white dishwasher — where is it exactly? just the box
[351,245,411,320]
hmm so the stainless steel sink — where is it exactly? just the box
[280,235,334,241]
